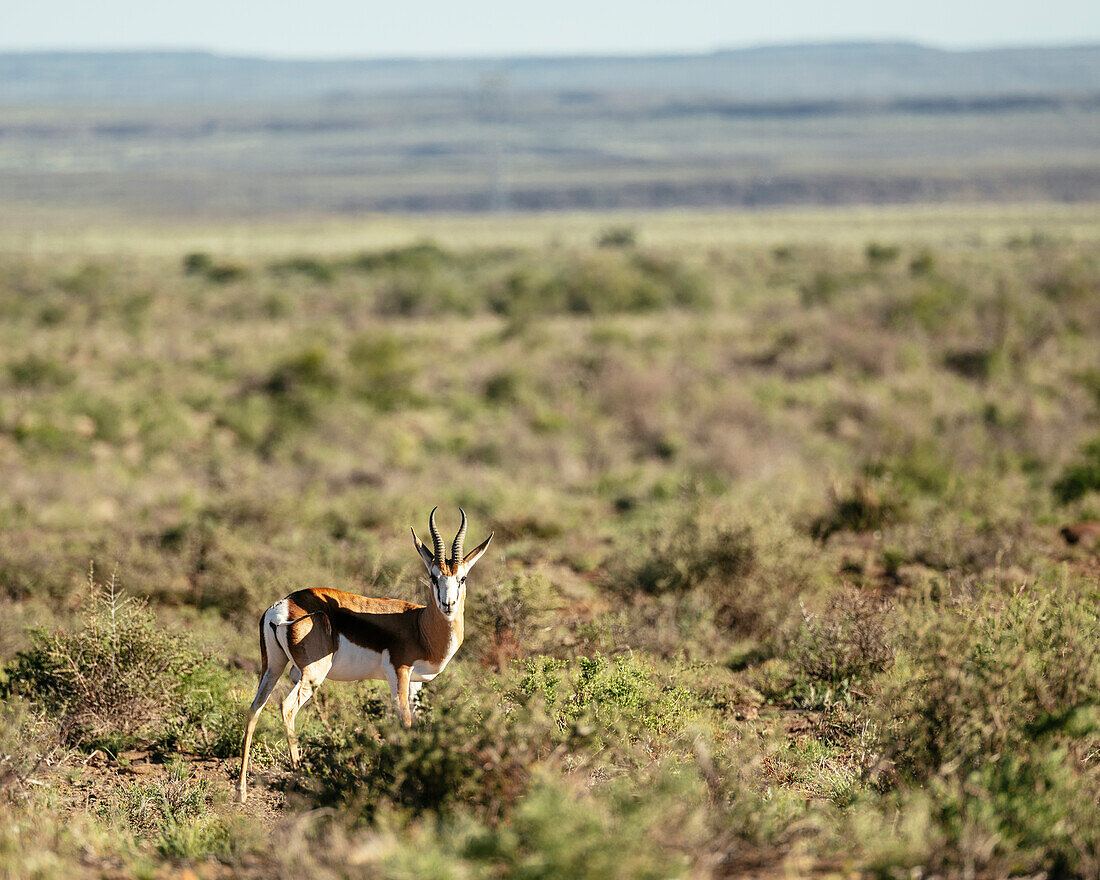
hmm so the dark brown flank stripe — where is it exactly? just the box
[282,587,462,667]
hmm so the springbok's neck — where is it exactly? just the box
[419,599,464,661]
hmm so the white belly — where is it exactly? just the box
[326,635,391,682]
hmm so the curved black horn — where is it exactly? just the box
[428,507,445,564]
[451,507,467,564]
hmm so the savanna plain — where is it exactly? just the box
[1,206,1099,879]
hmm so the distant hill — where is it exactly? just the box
[3,42,1100,104]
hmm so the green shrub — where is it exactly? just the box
[884,589,1100,782]
[467,572,547,669]
[157,662,246,758]
[182,252,213,275]
[353,241,457,273]
[875,588,1100,875]
[204,263,248,284]
[348,332,420,410]
[560,655,692,737]
[1053,437,1100,504]
[596,226,638,249]
[7,354,74,388]
[269,256,336,283]
[1036,267,1097,303]
[58,264,110,298]
[329,772,695,880]
[791,592,893,688]
[483,370,523,405]
[445,776,689,880]
[885,279,969,332]
[303,678,560,823]
[800,270,840,306]
[811,477,902,540]
[908,249,936,276]
[263,346,337,398]
[491,253,708,317]
[5,568,202,748]
[865,242,900,265]
[625,517,755,596]
[517,654,693,740]
[0,698,62,796]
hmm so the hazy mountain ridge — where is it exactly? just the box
[4,42,1100,104]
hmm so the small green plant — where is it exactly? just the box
[182,252,212,275]
[7,354,75,388]
[182,252,246,283]
[204,263,248,284]
[908,249,936,276]
[596,226,637,248]
[263,346,338,398]
[865,242,900,266]
[269,256,335,283]
[800,270,840,306]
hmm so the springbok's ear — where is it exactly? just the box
[411,529,435,572]
[462,532,494,569]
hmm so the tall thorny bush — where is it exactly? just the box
[6,566,201,747]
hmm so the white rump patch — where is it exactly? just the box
[264,600,293,667]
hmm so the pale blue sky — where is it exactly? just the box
[5,0,1100,57]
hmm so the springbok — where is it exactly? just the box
[234,507,492,804]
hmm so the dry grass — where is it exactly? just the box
[0,205,1099,878]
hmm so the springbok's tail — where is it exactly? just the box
[257,613,269,678]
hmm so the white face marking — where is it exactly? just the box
[430,564,466,619]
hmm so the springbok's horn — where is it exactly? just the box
[451,507,467,564]
[429,507,446,564]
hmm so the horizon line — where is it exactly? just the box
[3,37,1100,64]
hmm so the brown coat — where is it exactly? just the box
[278,587,462,671]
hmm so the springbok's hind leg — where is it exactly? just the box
[236,613,291,805]
[279,611,335,770]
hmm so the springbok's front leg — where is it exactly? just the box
[394,665,414,728]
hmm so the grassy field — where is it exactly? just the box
[1,205,1099,878]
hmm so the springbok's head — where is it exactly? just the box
[411,507,493,619]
